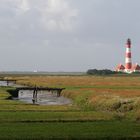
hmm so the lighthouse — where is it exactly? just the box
[125,39,132,73]
[115,39,140,73]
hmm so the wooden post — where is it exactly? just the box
[32,89,35,104]
[57,90,61,97]
[32,86,38,104]
[7,80,9,86]
[35,87,38,103]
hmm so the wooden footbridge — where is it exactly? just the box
[16,87,65,96]
[15,87,65,104]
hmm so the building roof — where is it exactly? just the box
[116,64,125,71]
[132,63,140,71]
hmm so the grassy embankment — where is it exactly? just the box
[0,75,140,139]
[15,76,140,116]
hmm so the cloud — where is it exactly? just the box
[16,0,30,13]
[0,0,78,39]
[14,0,78,32]
[40,0,78,31]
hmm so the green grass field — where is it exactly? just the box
[0,75,140,139]
[1,121,140,140]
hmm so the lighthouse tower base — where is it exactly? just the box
[124,69,133,74]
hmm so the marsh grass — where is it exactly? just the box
[0,121,140,139]
[0,75,140,139]
[0,111,114,123]
[4,75,140,113]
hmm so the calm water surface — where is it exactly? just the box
[17,90,72,105]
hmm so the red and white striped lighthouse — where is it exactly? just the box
[125,38,132,73]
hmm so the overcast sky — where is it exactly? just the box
[0,0,140,71]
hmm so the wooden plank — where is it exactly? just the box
[16,87,65,91]
[0,79,16,81]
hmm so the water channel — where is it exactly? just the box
[0,80,15,86]
[0,80,72,105]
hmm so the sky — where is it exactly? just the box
[0,0,140,72]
